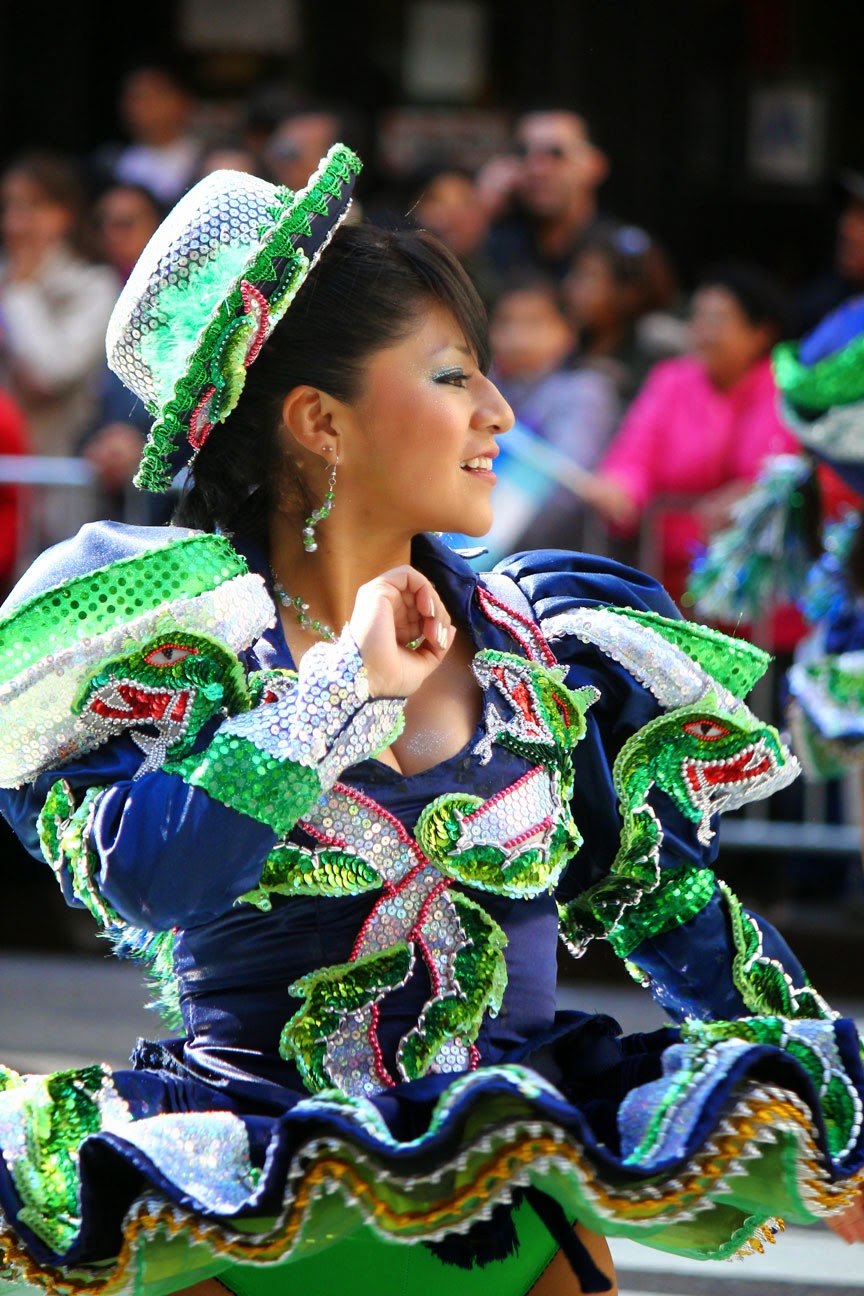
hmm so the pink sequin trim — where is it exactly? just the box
[188,384,217,450]
[477,585,557,666]
[240,280,270,366]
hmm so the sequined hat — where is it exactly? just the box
[0,522,274,787]
[773,295,864,495]
[106,144,362,493]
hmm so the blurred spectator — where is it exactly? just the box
[95,183,164,281]
[489,275,619,468]
[78,184,164,516]
[101,65,201,205]
[0,153,119,456]
[265,104,362,192]
[582,261,798,603]
[563,222,686,404]
[77,369,157,522]
[196,137,268,181]
[797,168,864,332]
[0,387,28,597]
[483,109,611,282]
[412,168,500,305]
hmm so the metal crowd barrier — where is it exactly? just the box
[0,455,154,578]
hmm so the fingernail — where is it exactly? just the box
[437,623,448,649]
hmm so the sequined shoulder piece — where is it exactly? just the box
[0,526,274,787]
[541,604,768,708]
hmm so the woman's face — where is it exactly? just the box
[689,286,773,389]
[563,250,621,330]
[1,172,72,256]
[489,289,574,378]
[336,303,514,539]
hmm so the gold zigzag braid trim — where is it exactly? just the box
[1,1085,863,1294]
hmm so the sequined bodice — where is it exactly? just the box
[177,635,588,1099]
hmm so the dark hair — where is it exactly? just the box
[96,181,166,222]
[695,260,792,336]
[2,151,96,260]
[577,221,678,313]
[492,271,569,317]
[174,223,490,538]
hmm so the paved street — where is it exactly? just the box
[0,954,861,1294]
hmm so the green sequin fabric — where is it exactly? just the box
[548,607,799,957]
[0,532,273,788]
[0,1066,132,1252]
[607,865,716,958]
[773,333,864,413]
[0,533,248,685]
[718,881,834,1021]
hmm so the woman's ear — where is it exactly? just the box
[280,386,343,458]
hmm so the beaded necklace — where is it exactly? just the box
[270,568,337,643]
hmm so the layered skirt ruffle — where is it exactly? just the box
[1,1010,863,1296]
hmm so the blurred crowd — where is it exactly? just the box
[2,63,864,625]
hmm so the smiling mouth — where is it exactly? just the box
[460,456,495,472]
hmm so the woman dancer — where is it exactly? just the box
[0,147,862,1296]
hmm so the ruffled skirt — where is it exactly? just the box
[1,1009,863,1296]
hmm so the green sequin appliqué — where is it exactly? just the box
[263,649,591,1098]
[398,893,508,1081]
[78,628,250,773]
[561,688,792,955]
[280,944,413,1093]
[718,881,834,1021]
[38,781,121,929]
[241,842,381,908]
[169,731,322,837]
[607,865,717,958]
[7,1066,120,1251]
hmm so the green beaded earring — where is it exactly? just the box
[302,456,337,553]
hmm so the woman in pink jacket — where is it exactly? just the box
[584,263,797,603]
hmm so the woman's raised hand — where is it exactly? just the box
[348,566,455,698]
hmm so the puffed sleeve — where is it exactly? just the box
[493,550,833,1025]
[0,629,405,933]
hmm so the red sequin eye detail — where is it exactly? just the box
[143,643,200,667]
[682,719,729,741]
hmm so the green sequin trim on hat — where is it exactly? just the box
[0,533,247,688]
[773,333,864,414]
[134,144,362,492]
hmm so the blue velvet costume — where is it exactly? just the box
[0,530,862,1296]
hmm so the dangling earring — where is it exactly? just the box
[302,453,338,553]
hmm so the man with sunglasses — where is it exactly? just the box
[483,109,614,284]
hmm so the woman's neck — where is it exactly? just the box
[268,510,414,639]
